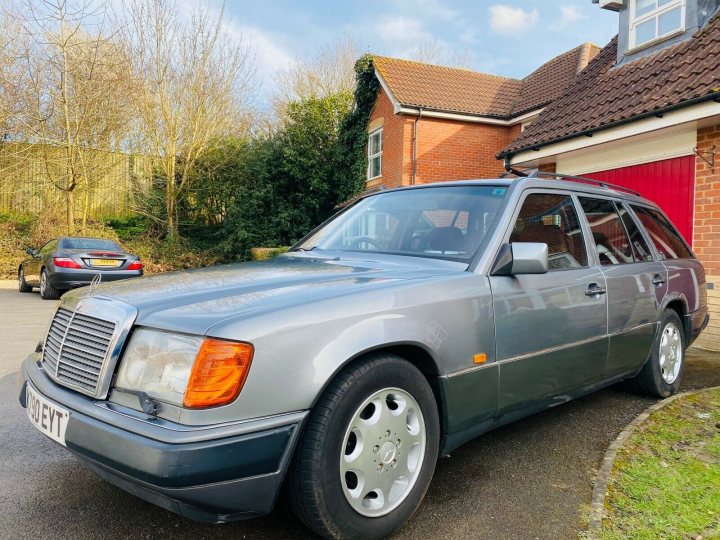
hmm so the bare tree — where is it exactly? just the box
[273,37,358,121]
[121,0,255,236]
[2,0,134,233]
[0,12,22,139]
[410,38,473,68]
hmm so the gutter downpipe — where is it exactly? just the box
[499,91,720,164]
[412,107,423,185]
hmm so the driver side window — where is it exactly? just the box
[510,193,588,270]
[39,240,57,254]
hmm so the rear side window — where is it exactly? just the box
[39,240,57,254]
[617,203,654,262]
[632,206,693,260]
[511,193,587,270]
[579,198,634,265]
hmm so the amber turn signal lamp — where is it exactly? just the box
[183,338,254,408]
[473,353,487,364]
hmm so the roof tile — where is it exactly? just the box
[501,13,720,156]
[372,43,599,119]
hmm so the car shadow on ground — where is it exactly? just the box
[2,348,719,540]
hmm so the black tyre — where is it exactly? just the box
[633,309,685,398]
[287,354,440,539]
[18,267,32,293]
[39,268,61,300]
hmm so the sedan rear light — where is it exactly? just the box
[127,261,143,271]
[53,257,82,269]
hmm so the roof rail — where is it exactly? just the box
[505,167,641,196]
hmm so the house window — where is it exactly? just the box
[631,0,685,49]
[367,128,383,179]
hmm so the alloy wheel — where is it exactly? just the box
[339,387,426,517]
[659,322,682,384]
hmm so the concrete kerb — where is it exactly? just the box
[587,384,720,538]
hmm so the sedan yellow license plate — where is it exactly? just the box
[91,259,122,267]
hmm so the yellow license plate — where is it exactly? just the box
[91,259,122,267]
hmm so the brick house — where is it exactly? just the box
[498,0,720,349]
[365,43,600,190]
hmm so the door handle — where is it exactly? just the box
[585,283,607,296]
[652,274,666,286]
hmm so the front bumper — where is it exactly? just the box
[17,355,306,523]
[49,268,143,289]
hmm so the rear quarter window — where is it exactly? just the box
[631,206,693,260]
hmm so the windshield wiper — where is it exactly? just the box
[293,246,322,252]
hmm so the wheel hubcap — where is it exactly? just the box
[40,272,46,294]
[659,322,682,384]
[339,387,426,517]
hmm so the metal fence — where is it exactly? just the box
[0,142,154,218]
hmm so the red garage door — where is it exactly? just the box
[584,155,695,245]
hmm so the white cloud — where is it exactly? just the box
[240,25,294,93]
[376,16,434,45]
[488,5,539,35]
[553,5,588,30]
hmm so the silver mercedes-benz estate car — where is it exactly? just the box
[18,173,709,539]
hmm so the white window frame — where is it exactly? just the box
[367,127,383,180]
[629,0,686,50]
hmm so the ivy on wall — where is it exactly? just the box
[334,54,380,197]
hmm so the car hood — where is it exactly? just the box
[64,253,464,334]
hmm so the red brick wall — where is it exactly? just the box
[366,88,406,189]
[508,124,522,141]
[366,89,520,189]
[414,117,512,184]
[694,124,720,350]
[694,124,720,278]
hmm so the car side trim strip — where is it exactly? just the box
[496,322,657,366]
[444,322,658,377]
[443,362,496,379]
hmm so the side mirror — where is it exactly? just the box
[25,247,37,256]
[491,242,548,276]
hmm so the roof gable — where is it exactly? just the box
[501,12,720,157]
[513,43,600,116]
[372,43,599,120]
[373,56,522,117]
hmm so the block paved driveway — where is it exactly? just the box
[1,280,718,540]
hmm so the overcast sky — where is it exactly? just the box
[214,1,619,104]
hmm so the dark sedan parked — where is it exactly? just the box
[18,237,143,299]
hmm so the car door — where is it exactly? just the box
[25,241,45,284]
[577,198,665,378]
[489,191,608,423]
[29,240,57,284]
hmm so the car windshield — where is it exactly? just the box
[296,185,508,262]
[63,238,122,251]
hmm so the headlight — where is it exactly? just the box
[115,328,253,408]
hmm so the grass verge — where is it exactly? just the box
[600,388,720,540]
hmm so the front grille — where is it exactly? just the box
[42,308,116,394]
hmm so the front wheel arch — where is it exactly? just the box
[286,353,441,539]
[310,342,445,435]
